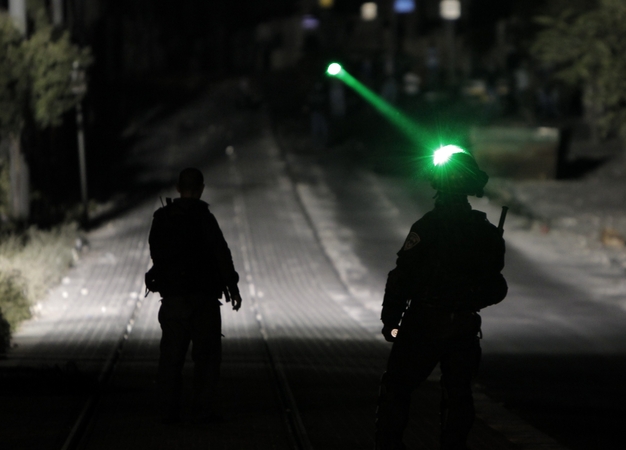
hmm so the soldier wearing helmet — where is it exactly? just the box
[375,147,508,450]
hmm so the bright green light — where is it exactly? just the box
[325,65,460,172]
[433,145,465,166]
[332,67,424,146]
[327,63,342,76]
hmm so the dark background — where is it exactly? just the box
[4,0,556,224]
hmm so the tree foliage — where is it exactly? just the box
[0,5,92,135]
[23,4,93,128]
[0,13,27,137]
[531,0,626,139]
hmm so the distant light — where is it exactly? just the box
[440,0,461,20]
[327,63,342,76]
[394,0,415,14]
[433,145,465,166]
[302,15,319,30]
[361,2,378,21]
[319,0,334,8]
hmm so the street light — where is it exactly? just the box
[440,0,460,86]
[394,0,415,14]
[361,2,377,21]
[71,60,89,226]
[440,0,461,20]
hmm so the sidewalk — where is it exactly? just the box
[486,144,626,271]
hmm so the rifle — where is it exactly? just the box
[498,206,509,236]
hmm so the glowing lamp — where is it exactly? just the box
[394,0,415,14]
[440,0,461,20]
[361,3,378,21]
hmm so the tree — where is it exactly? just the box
[0,3,92,222]
[0,13,27,137]
[531,0,626,142]
[22,4,92,128]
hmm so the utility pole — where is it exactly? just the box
[71,61,89,226]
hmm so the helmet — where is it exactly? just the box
[428,145,488,197]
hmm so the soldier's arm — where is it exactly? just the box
[203,213,241,308]
[381,267,409,339]
[203,213,238,282]
[380,220,429,340]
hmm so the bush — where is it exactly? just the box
[0,271,30,331]
[0,223,79,336]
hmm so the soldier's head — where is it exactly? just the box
[428,146,488,198]
[176,168,205,199]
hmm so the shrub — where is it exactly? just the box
[0,271,30,332]
[0,223,79,336]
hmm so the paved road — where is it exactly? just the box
[76,108,565,450]
[2,90,590,449]
[290,153,626,450]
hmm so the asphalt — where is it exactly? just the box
[0,83,575,450]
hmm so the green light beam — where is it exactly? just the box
[327,64,429,148]
[326,63,471,169]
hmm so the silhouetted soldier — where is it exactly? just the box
[148,168,241,424]
[376,148,508,450]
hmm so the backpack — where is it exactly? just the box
[145,198,221,297]
[400,208,506,310]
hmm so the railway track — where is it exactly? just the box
[59,285,313,450]
[60,155,314,450]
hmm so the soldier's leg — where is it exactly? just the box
[190,298,222,414]
[157,298,192,421]
[439,337,481,450]
[376,338,440,450]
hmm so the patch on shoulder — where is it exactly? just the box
[402,232,421,251]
